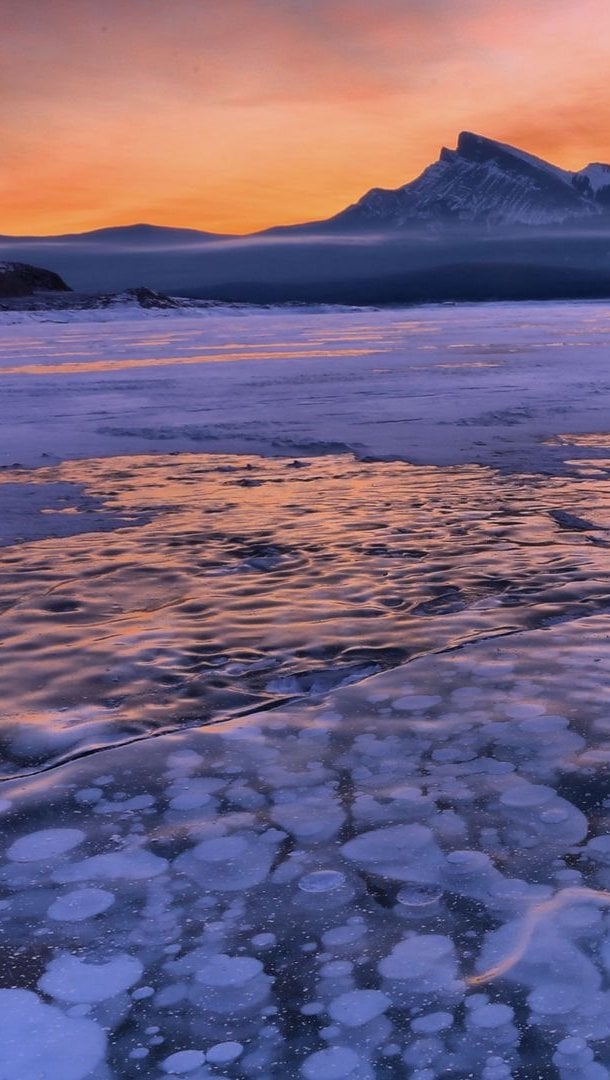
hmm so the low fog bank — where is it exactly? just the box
[2,226,610,304]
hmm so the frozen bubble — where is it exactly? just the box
[132,986,154,1000]
[7,828,84,863]
[75,787,102,804]
[539,806,570,824]
[489,877,551,904]
[39,952,143,1003]
[273,795,344,842]
[379,934,460,992]
[519,715,569,733]
[48,887,114,922]
[206,1042,243,1064]
[528,983,584,1016]
[432,748,477,763]
[468,1003,514,1029]
[499,783,554,808]
[446,850,492,875]
[411,1011,453,1034]
[382,1043,401,1057]
[53,848,167,882]
[0,989,106,1080]
[396,883,443,909]
[104,794,154,812]
[162,1049,207,1073]
[328,989,390,1028]
[504,702,544,720]
[320,960,353,977]
[251,933,277,949]
[195,954,262,987]
[466,994,489,1009]
[556,1036,589,1058]
[387,783,427,803]
[320,1024,341,1039]
[301,1046,361,1078]
[188,833,275,890]
[323,924,366,948]
[166,750,202,771]
[393,694,441,712]
[342,823,443,882]
[586,835,610,860]
[298,870,346,893]
[168,782,213,811]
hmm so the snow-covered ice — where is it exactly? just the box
[2,301,610,475]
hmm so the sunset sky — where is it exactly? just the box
[4,0,610,236]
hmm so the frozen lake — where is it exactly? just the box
[2,302,610,1078]
[2,300,610,473]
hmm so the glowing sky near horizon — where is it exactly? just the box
[3,0,610,235]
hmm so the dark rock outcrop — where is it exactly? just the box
[0,261,71,297]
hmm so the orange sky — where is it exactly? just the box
[3,0,610,236]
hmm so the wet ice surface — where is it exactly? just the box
[3,451,610,775]
[3,617,610,1077]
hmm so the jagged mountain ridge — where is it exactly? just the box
[325,132,610,230]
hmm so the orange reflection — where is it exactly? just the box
[0,346,375,377]
[468,886,610,987]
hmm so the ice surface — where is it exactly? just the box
[7,827,84,862]
[0,989,106,1079]
[39,953,143,1003]
[328,989,390,1027]
[48,887,115,921]
[53,848,168,882]
[342,824,444,882]
[205,1041,243,1063]
[0,617,610,1073]
[301,1046,364,1078]
[161,1049,206,1073]
[2,301,610,476]
[3,302,610,1075]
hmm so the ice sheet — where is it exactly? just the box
[2,301,610,474]
[2,617,610,1075]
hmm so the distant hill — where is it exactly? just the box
[0,223,228,246]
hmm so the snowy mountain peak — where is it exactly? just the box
[330,132,609,230]
[575,163,610,199]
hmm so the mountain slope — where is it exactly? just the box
[322,132,610,230]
